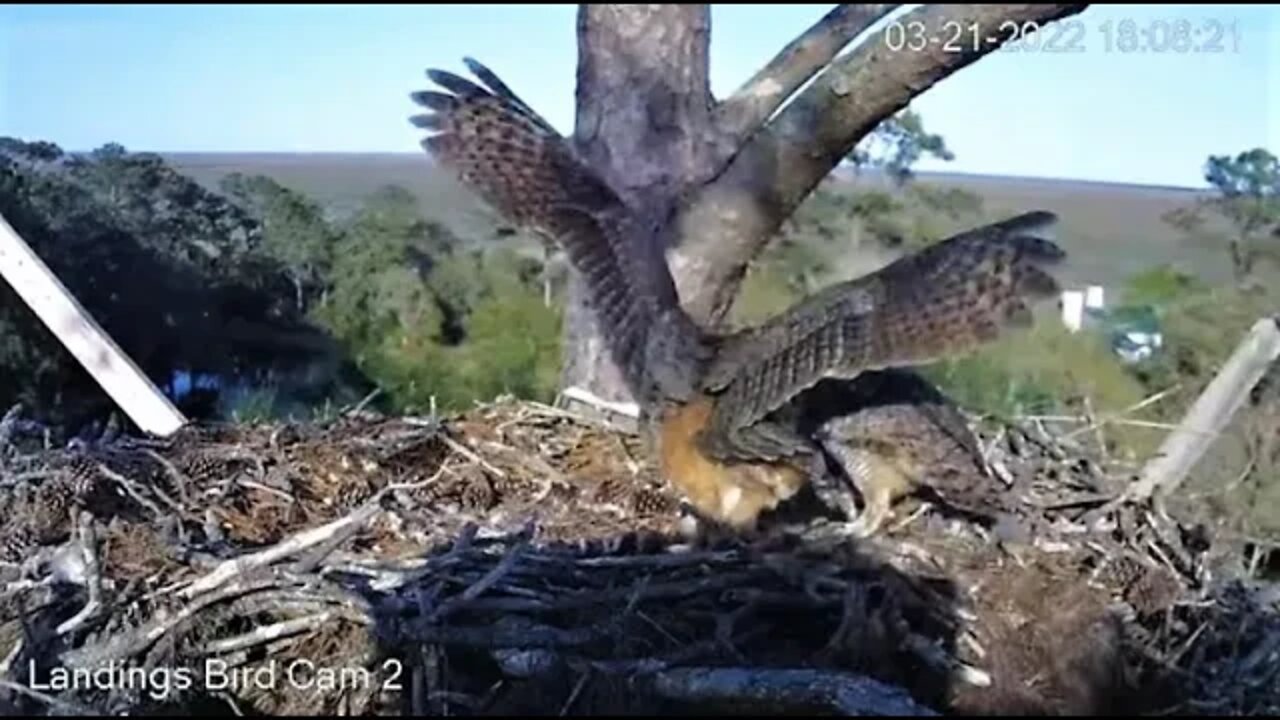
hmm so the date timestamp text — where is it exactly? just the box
[883,17,1241,55]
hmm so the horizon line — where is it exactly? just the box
[44,148,1215,194]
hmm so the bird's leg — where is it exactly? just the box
[842,477,894,539]
[806,449,860,521]
[811,430,912,540]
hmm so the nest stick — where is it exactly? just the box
[201,611,336,656]
[648,666,939,716]
[0,678,94,715]
[179,493,385,599]
[55,511,104,637]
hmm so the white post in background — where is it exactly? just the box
[1085,285,1105,310]
[1061,290,1085,333]
[0,212,187,437]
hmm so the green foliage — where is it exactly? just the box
[220,172,339,312]
[0,138,568,430]
[0,138,339,429]
[847,109,955,185]
[1127,283,1276,404]
[220,384,281,424]
[1121,263,1208,307]
[1137,152,1280,533]
[1129,281,1280,540]
[305,183,563,415]
[462,283,563,403]
[731,262,804,330]
[1163,148,1280,282]
[734,174,987,329]
[1204,148,1280,278]
[922,319,1150,434]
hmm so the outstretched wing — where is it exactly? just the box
[409,58,704,404]
[702,211,1066,460]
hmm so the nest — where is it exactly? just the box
[0,398,1275,716]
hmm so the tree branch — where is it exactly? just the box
[714,4,900,150]
[670,3,1090,327]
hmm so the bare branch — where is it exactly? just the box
[670,3,1090,326]
[179,494,384,599]
[55,511,104,637]
[714,5,899,149]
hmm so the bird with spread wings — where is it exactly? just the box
[409,59,1065,537]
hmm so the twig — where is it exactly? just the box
[201,611,335,656]
[289,467,436,573]
[888,502,931,533]
[559,670,591,716]
[347,387,383,417]
[94,462,166,517]
[526,549,739,569]
[438,433,507,480]
[522,399,608,427]
[481,439,563,502]
[1085,395,1109,460]
[0,678,94,715]
[0,637,23,677]
[236,477,296,503]
[427,525,533,622]
[178,493,385,599]
[143,447,192,505]
[0,470,55,488]
[56,512,103,637]
[62,575,288,669]
[558,386,640,420]
[389,618,600,649]
[902,631,991,688]
[1062,384,1183,441]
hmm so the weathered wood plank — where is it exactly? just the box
[1131,316,1280,501]
[0,212,187,436]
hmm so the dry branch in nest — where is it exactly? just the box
[0,396,1275,716]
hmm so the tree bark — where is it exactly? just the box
[714,5,900,154]
[562,4,716,401]
[562,3,1091,400]
[670,3,1089,327]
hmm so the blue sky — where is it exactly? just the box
[1,3,1275,188]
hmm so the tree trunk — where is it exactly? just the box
[559,2,1090,402]
[562,4,715,402]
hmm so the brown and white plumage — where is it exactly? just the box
[701,211,1063,462]
[795,369,1016,537]
[410,59,1065,533]
[411,60,708,409]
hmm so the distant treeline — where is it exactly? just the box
[1,136,1276,459]
[0,138,559,432]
